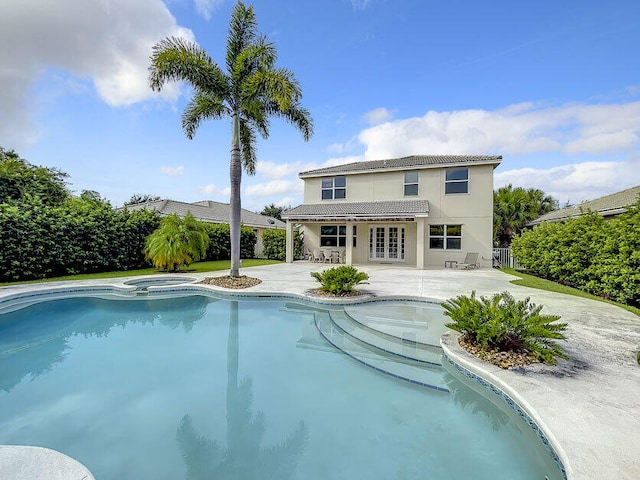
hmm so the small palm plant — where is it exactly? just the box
[442,291,568,364]
[144,213,210,271]
[311,266,369,296]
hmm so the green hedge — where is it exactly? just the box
[201,223,256,260]
[512,201,640,306]
[261,228,302,260]
[0,198,160,281]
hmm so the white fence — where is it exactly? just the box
[492,248,520,269]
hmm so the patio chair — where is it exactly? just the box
[312,248,325,263]
[455,252,480,270]
[328,250,341,264]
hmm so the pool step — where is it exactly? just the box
[328,310,443,366]
[315,312,449,393]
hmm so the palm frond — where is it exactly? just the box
[182,92,229,139]
[268,103,314,141]
[149,36,228,95]
[239,120,257,175]
[226,2,258,74]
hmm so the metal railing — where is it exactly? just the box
[492,248,520,269]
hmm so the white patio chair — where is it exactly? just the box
[312,248,325,263]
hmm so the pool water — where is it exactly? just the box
[0,294,564,480]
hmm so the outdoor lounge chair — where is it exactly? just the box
[455,252,480,270]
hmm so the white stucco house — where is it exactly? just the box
[281,155,502,269]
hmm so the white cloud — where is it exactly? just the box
[350,0,373,10]
[160,165,184,176]
[244,180,304,197]
[0,0,194,149]
[193,0,224,20]
[197,184,231,196]
[356,101,640,160]
[362,107,394,126]
[495,157,640,205]
[256,161,308,180]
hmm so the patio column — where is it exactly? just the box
[285,220,294,263]
[346,221,354,265]
[416,217,425,269]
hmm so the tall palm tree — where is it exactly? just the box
[149,1,313,277]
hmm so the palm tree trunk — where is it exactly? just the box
[229,114,242,278]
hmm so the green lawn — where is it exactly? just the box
[501,268,640,317]
[0,259,282,286]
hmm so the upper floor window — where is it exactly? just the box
[322,176,346,199]
[445,168,468,194]
[404,171,419,196]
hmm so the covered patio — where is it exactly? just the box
[282,199,430,268]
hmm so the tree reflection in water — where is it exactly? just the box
[177,301,308,480]
[0,295,210,393]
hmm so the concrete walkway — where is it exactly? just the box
[1,262,639,479]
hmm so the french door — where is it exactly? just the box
[369,225,405,261]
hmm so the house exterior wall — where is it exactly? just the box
[298,162,495,268]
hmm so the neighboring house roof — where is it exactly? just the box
[282,200,429,222]
[528,185,640,226]
[125,199,285,229]
[299,155,502,178]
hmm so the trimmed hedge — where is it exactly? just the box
[261,228,302,261]
[511,201,640,306]
[0,198,160,281]
[201,223,256,261]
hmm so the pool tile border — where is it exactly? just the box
[441,337,568,480]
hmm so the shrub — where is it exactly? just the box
[0,197,160,281]
[261,228,286,260]
[144,213,210,271]
[442,291,568,364]
[201,223,256,260]
[311,266,369,296]
[260,228,302,260]
[512,201,640,307]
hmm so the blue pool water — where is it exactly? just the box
[0,294,564,479]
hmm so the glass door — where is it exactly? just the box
[369,226,405,261]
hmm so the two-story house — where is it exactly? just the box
[281,155,501,269]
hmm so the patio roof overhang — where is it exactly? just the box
[282,200,429,223]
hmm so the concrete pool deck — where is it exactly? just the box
[1,262,639,479]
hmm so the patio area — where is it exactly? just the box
[1,262,639,479]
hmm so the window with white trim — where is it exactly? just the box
[321,176,346,199]
[320,225,346,247]
[404,171,418,196]
[429,224,462,249]
[445,168,468,194]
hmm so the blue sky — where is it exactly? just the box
[2,0,639,210]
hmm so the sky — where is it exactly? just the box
[1,0,640,211]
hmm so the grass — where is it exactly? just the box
[0,259,282,286]
[501,268,640,317]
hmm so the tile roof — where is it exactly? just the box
[282,200,429,221]
[299,155,502,177]
[124,199,285,229]
[528,185,640,225]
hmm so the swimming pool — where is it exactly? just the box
[0,292,564,479]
